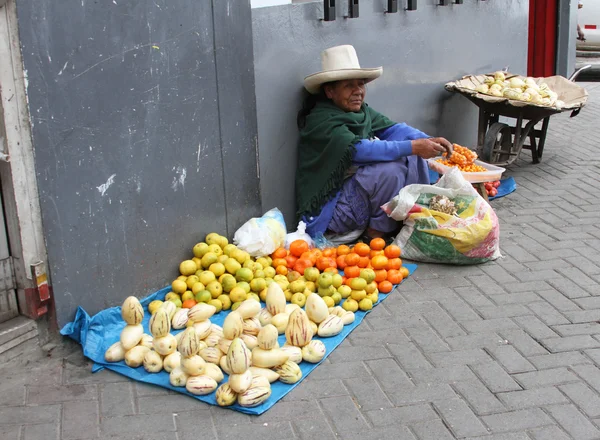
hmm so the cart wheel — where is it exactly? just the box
[482,122,513,164]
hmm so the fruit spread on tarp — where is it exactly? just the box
[61,264,416,415]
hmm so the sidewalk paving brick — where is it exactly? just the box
[3,84,600,439]
[433,398,489,437]
[544,404,600,440]
[470,362,522,393]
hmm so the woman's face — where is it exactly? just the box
[324,79,366,112]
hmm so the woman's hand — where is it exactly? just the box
[412,138,453,159]
[429,137,453,156]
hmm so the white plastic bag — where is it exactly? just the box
[285,221,315,249]
[233,208,287,257]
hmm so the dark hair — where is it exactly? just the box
[297,91,321,129]
[297,82,341,129]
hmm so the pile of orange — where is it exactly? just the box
[438,144,487,172]
[271,238,409,296]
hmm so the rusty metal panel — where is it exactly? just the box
[16,0,231,325]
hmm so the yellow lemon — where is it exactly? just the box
[263,266,276,278]
[218,294,232,311]
[342,298,359,312]
[331,292,342,305]
[207,244,223,256]
[223,244,237,256]
[367,291,379,304]
[350,289,367,301]
[186,275,200,289]
[191,282,206,295]
[291,292,307,308]
[331,274,343,288]
[359,298,373,311]
[236,281,251,294]
[171,280,187,295]
[201,252,218,269]
[195,290,212,303]
[323,296,335,308]
[208,298,223,313]
[224,258,242,275]
[209,262,226,277]
[229,287,248,303]
[350,277,367,291]
[256,257,270,269]
[206,280,223,299]
[250,278,267,293]
[181,291,195,302]
[338,285,352,299]
[220,274,237,293]
[148,300,163,315]
[192,242,209,258]
[179,260,197,276]
[198,271,216,286]
[235,268,254,283]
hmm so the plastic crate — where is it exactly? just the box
[427,158,506,183]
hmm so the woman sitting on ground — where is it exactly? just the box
[296,45,453,243]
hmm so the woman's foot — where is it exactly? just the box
[366,227,386,239]
[359,228,396,245]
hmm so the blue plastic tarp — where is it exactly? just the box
[61,264,417,415]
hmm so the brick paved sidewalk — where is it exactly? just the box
[2,83,600,440]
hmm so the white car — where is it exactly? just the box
[578,1,600,49]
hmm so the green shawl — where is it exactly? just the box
[296,100,395,217]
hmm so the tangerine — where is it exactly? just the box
[399,266,410,279]
[271,247,288,259]
[316,256,334,271]
[290,239,309,257]
[293,258,313,274]
[357,256,370,268]
[374,269,388,283]
[344,265,360,278]
[301,251,317,265]
[384,244,401,259]
[370,237,386,250]
[370,249,384,259]
[345,252,360,266]
[387,269,403,285]
[354,242,371,257]
[322,248,336,258]
[324,267,338,273]
[272,258,287,268]
[336,255,347,270]
[182,299,197,309]
[378,280,393,293]
[386,258,402,271]
[275,265,288,276]
[337,245,351,256]
[285,254,298,268]
[371,255,389,270]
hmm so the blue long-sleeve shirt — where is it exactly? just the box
[304,123,429,237]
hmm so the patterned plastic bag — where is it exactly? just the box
[382,167,501,265]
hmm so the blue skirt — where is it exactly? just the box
[328,156,430,234]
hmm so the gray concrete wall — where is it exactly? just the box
[556,0,578,78]
[253,0,529,226]
[16,0,261,326]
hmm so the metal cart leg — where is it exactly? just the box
[535,117,550,161]
[477,109,489,154]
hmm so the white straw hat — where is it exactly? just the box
[303,45,383,94]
